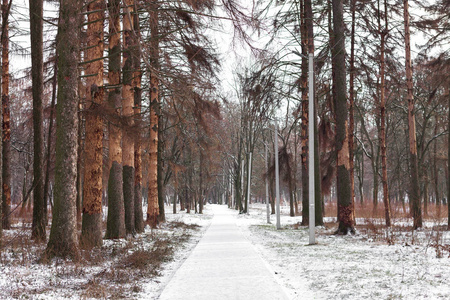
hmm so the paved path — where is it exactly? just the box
[158,205,289,300]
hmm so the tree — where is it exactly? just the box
[2,0,11,230]
[45,0,81,259]
[29,0,46,240]
[332,0,354,234]
[123,0,136,235]
[147,0,160,228]
[81,0,105,248]
[133,2,144,233]
[403,0,422,229]
[378,0,391,226]
[348,0,356,223]
[105,0,126,239]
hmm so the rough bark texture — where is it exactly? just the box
[157,113,165,221]
[76,67,85,227]
[122,0,135,234]
[0,2,3,239]
[105,162,126,238]
[349,0,357,224]
[147,0,160,228]
[133,5,144,233]
[433,118,440,209]
[199,152,204,214]
[379,0,391,226]
[403,0,422,229]
[45,0,80,259]
[300,0,309,225]
[2,0,11,230]
[173,190,177,214]
[30,0,46,241]
[333,0,355,234]
[448,88,450,230]
[105,0,125,239]
[123,165,135,234]
[81,0,105,248]
[44,59,57,226]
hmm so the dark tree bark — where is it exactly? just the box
[43,58,57,227]
[45,0,81,259]
[332,0,355,234]
[30,0,46,241]
[447,87,449,230]
[433,115,440,211]
[300,0,309,225]
[157,113,165,221]
[123,0,136,235]
[403,0,422,229]
[199,152,204,214]
[147,0,160,227]
[379,0,391,226]
[349,0,357,224]
[105,0,126,239]
[133,3,144,233]
[2,0,11,230]
[81,0,105,248]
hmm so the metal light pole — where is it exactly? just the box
[274,119,281,230]
[241,159,244,211]
[308,53,315,245]
[247,152,252,214]
[265,143,270,224]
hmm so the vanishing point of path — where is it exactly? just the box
[158,205,289,300]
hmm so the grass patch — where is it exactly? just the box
[0,219,201,299]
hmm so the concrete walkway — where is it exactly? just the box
[158,205,289,300]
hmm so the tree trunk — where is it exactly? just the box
[133,1,144,233]
[379,0,391,226]
[433,115,440,215]
[44,58,57,227]
[30,0,46,241]
[447,87,450,230]
[300,0,309,225]
[180,185,185,210]
[173,189,177,214]
[349,0,357,224]
[105,0,126,239]
[404,0,422,229]
[123,0,135,235]
[147,0,160,227]
[81,0,105,248]
[424,174,429,217]
[157,114,165,222]
[333,0,354,234]
[76,49,85,228]
[1,0,11,230]
[199,152,204,214]
[45,0,81,259]
[185,184,190,213]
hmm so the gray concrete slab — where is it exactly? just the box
[158,205,289,300]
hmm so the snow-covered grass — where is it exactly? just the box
[2,202,450,299]
[0,206,212,299]
[237,203,450,300]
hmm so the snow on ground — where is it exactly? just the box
[1,203,450,299]
[237,203,450,300]
[0,206,212,300]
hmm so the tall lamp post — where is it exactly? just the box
[308,53,315,245]
[265,143,271,224]
[274,119,281,230]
